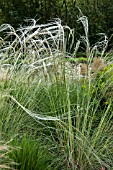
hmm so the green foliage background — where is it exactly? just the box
[0,0,113,45]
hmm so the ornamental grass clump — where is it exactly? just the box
[0,11,113,170]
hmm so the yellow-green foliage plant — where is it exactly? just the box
[93,62,113,104]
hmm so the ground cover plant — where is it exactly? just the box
[0,12,113,170]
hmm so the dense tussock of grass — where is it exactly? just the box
[0,14,113,170]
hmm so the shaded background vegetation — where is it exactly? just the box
[0,0,113,47]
